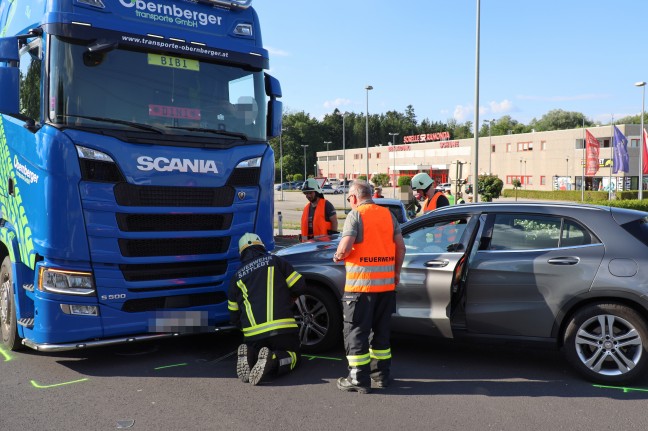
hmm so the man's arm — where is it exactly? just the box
[394,232,406,286]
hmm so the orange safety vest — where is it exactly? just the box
[344,204,396,293]
[423,192,443,213]
[301,198,332,239]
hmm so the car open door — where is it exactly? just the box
[392,214,478,338]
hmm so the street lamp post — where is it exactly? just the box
[483,119,494,174]
[279,127,287,201]
[337,112,349,211]
[566,157,569,190]
[365,85,373,181]
[323,141,332,179]
[637,81,646,200]
[301,144,309,180]
[388,132,399,198]
[314,163,317,177]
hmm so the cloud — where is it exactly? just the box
[323,98,352,109]
[266,46,290,57]
[453,99,516,122]
[516,93,608,102]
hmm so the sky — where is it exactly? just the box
[253,0,648,127]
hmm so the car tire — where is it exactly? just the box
[0,256,23,351]
[563,303,648,384]
[293,284,342,353]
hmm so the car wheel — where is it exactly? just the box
[563,303,648,384]
[293,284,342,353]
[0,256,22,351]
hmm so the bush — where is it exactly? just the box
[398,176,412,186]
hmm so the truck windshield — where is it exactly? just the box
[48,36,266,140]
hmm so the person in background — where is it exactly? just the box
[300,178,338,241]
[456,192,466,204]
[228,233,305,385]
[444,189,455,205]
[373,186,384,199]
[411,173,449,213]
[333,181,406,393]
[405,188,422,219]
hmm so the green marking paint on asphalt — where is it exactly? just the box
[154,362,188,370]
[593,384,648,393]
[0,346,12,362]
[31,378,89,389]
[303,354,342,361]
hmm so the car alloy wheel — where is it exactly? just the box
[292,285,341,353]
[564,303,648,384]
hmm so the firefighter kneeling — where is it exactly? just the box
[228,233,305,385]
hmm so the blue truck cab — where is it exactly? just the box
[0,0,282,351]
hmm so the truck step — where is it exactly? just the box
[17,318,34,328]
[22,283,34,292]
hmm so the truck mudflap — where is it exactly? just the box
[21,324,237,352]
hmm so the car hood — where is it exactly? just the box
[275,234,340,257]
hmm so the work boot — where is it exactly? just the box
[371,376,391,389]
[236,344,251,383]
[249,347,277,385]
[336,377,371,394]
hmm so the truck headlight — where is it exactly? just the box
[38,268,95,296]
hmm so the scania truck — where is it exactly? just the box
[0,0,282,351]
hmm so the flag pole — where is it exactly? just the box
[609,116,613,200]
[581,118,585,201]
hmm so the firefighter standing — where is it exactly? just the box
[228,233,305,385]
[411,172,449,213]
[333,181,406,393]
[300,178,338,241]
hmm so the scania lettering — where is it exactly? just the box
[136,156,219,174]
[0,0,282,352]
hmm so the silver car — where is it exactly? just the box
[277,202,648,384]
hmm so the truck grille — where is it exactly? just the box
[114,183,235,207]
[116,213,233,232]
[118,237,230,257]
[121,291,227,312]
[120,260,228,282]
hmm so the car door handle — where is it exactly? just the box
[425,260,449,268]
[547,257,580,265]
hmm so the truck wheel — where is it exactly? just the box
[293,284,342,353]
[0,256,22,350]
[563,303,648,384]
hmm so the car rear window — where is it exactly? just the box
[619,215,648,247]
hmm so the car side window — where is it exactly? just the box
[490,214,561,250]
[560,219,596,247]
[403,218,468,253]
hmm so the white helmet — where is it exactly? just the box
[238,232,265,254]
[301,178,322,194]
[411,172,434,190]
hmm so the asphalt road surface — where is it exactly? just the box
[2,331,648,431]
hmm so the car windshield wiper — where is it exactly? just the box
[62,115,165,134]
[167,126,248,140]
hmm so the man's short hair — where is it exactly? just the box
[351,180,371,199]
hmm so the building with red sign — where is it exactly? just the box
[315,124,646,194]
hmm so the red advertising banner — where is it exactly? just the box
[643,128,648,175]
[585,130,601,176]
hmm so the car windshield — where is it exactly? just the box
[47,36,267,140]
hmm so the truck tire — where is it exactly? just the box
[293,284,342,353]
[563,303,648,384]
[0,256,23,351]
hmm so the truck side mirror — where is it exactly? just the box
[0,37,20,115]
[264,73,282,139]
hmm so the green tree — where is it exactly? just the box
[477,175,504,202]
[529,109,593,131]
[398,175,412,187]
[616,113,648,124]
[372,173,390,187]
[512,178,522,201]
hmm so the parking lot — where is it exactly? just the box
[3,329,648,431]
